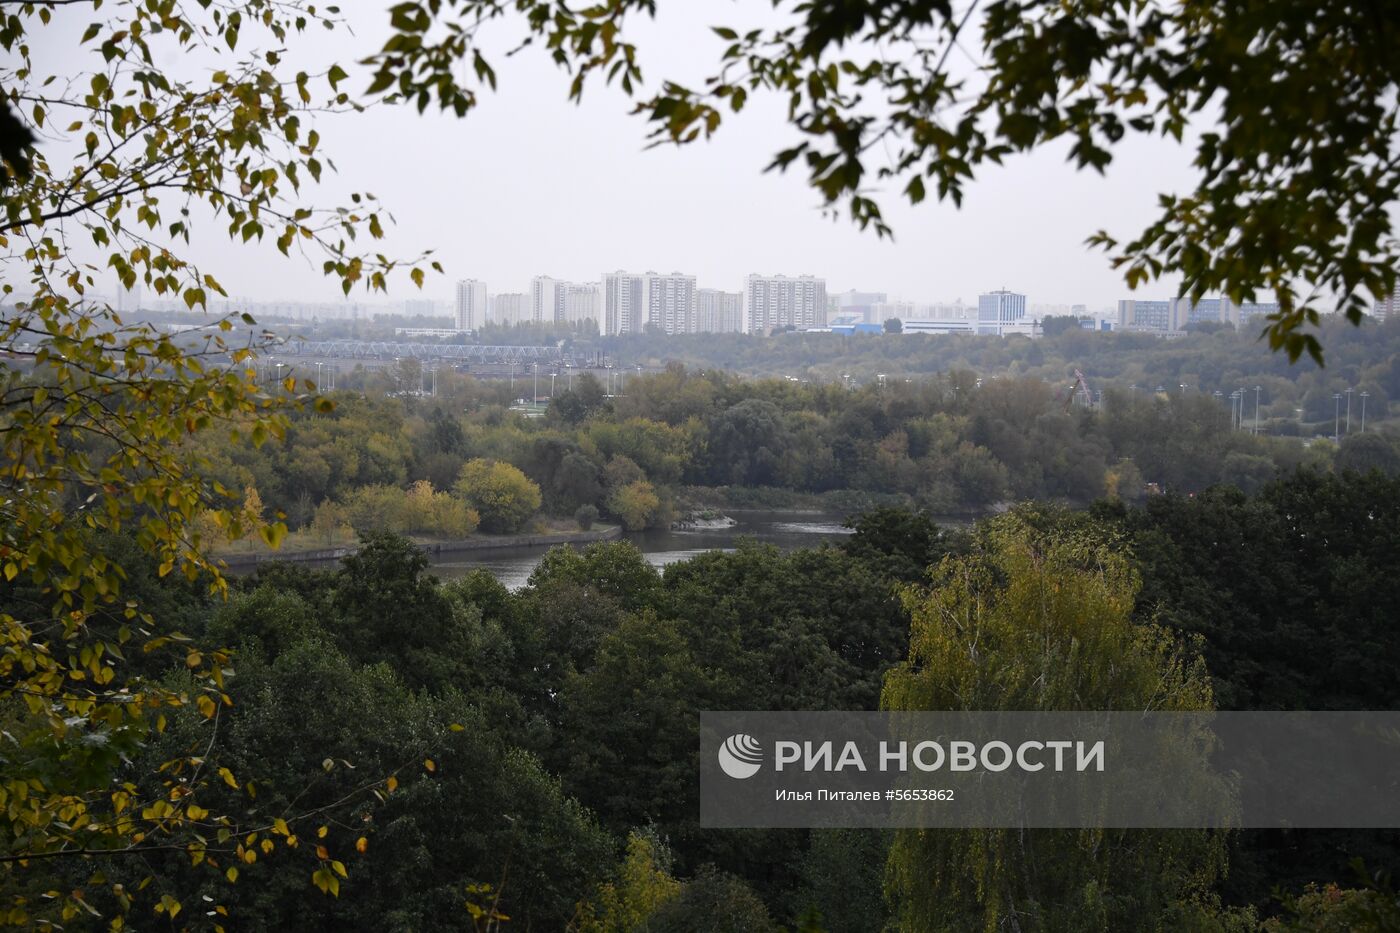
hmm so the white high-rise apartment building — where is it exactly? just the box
[977,289,1027,334]
[697,289,743,333]
[491,292,529,326]
[603,271,647,335]
[745,274,827,333]
[645,272,698,334]
[455,279,487,331]
[560,282,601,326]
[116,279,142,314]
[1117,299,1179,332]
[530,275,563,324]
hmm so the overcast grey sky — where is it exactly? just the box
[53,3,1204,309]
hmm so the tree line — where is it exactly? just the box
[178,349,1400,554]
[5,470,1398,928]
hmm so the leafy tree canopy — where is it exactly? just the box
[0,1,437,922]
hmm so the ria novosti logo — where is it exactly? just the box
[718,733,763,779]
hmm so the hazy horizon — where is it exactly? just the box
[45,3,1209,310]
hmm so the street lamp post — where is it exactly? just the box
[1253,386,1261,435]
[1361,391,1370,432]
[533,362,538,404]
[1345,387,1353,435]
[1334,393,1342,442]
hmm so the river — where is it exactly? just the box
[423,510,856,589]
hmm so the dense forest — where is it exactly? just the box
[17,315,1400,928]
[181,318,1400,554]
[3,472,1397,929]
[10,0,1400,925]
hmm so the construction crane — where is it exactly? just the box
[1061,369,1093,411]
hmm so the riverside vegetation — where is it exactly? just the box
[6,0,1400,926]
[2,474,1398,928]
[177,324,1400,555]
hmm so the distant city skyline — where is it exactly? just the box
[36,3,1217,314]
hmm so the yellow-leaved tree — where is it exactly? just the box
[0,1,436,926]
[881,508,1238,932]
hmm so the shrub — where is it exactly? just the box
[453,458,543,533]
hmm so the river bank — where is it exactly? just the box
[219,525,622,570]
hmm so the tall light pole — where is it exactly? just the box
[1253,385,1261,435]
[1334,393,1342,442]
[533,362,538,404]
[1344,387,1353,435]
[550,372,556,399]
[1361,391,1370,432]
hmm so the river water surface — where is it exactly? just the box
[424,510,856,589]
